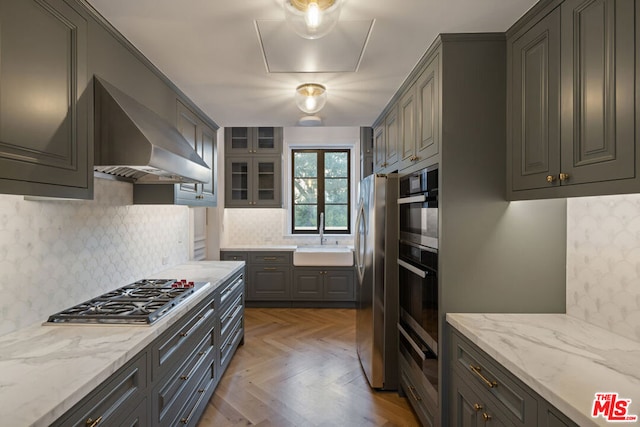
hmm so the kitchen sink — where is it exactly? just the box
[293,245,354,266]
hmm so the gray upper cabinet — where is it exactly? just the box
[224,127,283,208]
[373,106,399,173]
[360,127,374,180]
[509,0,638,199]
[560,0,635,185]
[133,100,217,206]
[0,0,91,199]
[225,127,282,155]
[399,51,441,171]
[510,6,561,191]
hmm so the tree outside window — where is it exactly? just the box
[292,149,350,234]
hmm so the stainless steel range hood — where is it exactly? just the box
[94,77,210,184]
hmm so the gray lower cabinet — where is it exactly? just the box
[292,268,354,301]
[449,327,577,427]
[133,100,217,207]
[508,0,637,199]
[221,250,355,306]
[53,270,244,427]
[0,0,91,199]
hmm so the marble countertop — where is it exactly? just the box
[447,313,640,427]
[221,245,298,251]
[0,261,244,427]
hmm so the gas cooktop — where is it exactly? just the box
[47,279,207,325]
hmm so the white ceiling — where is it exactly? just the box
[86,0,538,128]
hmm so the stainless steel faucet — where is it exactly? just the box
[319,212,326,245]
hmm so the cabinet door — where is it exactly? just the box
[253,157,282,207]
[399,83,417,169]
[254,127,283,154]
[560,0,635,185]
[323,269,355,301]
[200,123,216,201]
[385,105,400,169]
[0,0,90,198]
[225,156,250,207]
[247,265,290,300]
[416,52,440,162]
[510,7,561,191]
[451,373,508,427]
[225,127,251,154]
[373,124,386,172]
[292,270,323,300]
[360,127,374,179]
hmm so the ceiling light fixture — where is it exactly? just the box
[295,83,327,114]
[283,0,343,40]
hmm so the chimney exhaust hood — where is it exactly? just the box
[93,77,211,184]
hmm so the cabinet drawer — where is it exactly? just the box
[220,293,244,341]
[152,296,215,380]
[174,360,217,427]
[221,316,244,369]
[399,356,437,427]
[451,330,537,426]
[249,251,291,264]
[54,352,147,427]
[451,371,511,427]
[219,273,244,309]
[154,330,215,426]
[221,251,247,262]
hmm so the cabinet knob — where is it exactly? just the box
[473,403,483,412]
[546,175,556,183]
[559,173,570,182]
[482,412,492,422]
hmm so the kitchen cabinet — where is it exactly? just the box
[508,0,637,199]
[0,0,91,199]
[373,106,399,173]
[292,267,354,301]
[221,250,356,307]
[449,327,577,427]
[360,127,374,179]
[133,100,217,206]
[225,127,282,155]
[224,156,282,207]
[53,270,245,427]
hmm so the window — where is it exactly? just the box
[292,149,351,234]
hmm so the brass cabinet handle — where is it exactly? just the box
[263,257,277,260]
[470,365,498,388]
[263,267,277,270]
[180,374,189,380]
[407,385,422,401]
[483,412,492,422]
[473,403,483,412]
[179,331,188,337]
[559,172,570,181]
[546,175,556,183]
[86,416,102,427]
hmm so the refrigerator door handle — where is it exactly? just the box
[355,201,366,282]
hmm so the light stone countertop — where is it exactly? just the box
[0,261,244,427]
[220,245,298,251]
[447,313,640,427]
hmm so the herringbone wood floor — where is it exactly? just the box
[198,308,420,427]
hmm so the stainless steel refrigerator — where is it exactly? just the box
[355,173,398,390]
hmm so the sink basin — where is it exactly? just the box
[293,245,354,266]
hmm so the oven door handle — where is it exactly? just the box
[397,258,427,278]
[398,323,427,361]
[397,194,426,205]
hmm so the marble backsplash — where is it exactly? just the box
[567,194,640,343]
[0,178,189,337]
[221,208,353,247]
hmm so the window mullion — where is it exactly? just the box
[317,151,325,234]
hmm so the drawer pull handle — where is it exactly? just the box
[86,416,102,427]
[180,380,210,424]
[198,351,205,356]
[483,412,492,422]
[180,375,189,380]
[407,385,422,402]
[470,365,498,389]
[180,332,188,337]
[263,267,277,270]
[263,257,277,260]
[473,403,483,412]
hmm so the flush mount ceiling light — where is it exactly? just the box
[295,83,327,114]
[283,0,343,40]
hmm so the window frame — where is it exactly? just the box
[291,148,351,235]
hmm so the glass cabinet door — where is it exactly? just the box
[229,127,249,152]
[253,157,281,207]
[225,157,250,206]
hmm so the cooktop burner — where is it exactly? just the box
[47,279,207,325]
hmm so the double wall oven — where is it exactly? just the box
[397,165,439,401]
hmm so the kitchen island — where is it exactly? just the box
[447,313,640,427]
[0,260,244,427]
